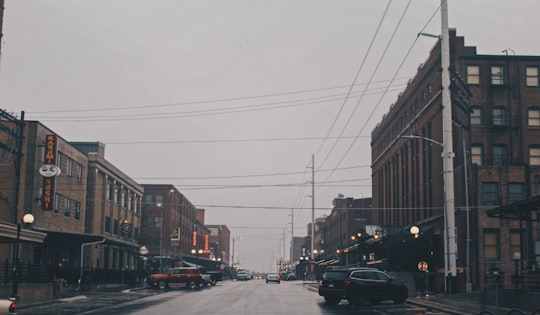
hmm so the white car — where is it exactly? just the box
[236,271,250,281]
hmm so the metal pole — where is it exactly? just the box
[441,0,457,292]
[463,128,471,292]
[291,208,294,266]
[311,154,314,261]
[77,239,105,291]
[160,206,163,272]
[10,223,21,299]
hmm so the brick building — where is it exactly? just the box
[371,29,540,292]
[206,224,230,264]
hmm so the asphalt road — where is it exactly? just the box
[17,280,454,315]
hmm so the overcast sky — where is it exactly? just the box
[1,0,539,273]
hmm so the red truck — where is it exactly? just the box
[146,267,206,290]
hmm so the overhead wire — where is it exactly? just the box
[314,0,393,160]
[317,0,412,173]
[320,1,441,185]
[28,78,409,115]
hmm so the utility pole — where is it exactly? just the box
[311,154,315,261]
[290,209,294,265]
[440,0,457,293]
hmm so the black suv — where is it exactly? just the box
[345,269,408,305]
[318,267,373,305]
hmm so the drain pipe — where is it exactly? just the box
[76,239,106,291]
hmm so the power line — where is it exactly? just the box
[28,78,410,115]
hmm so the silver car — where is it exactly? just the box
[266,273,280,284]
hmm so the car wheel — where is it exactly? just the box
[158,280,167,290]
[277,281,280,284]
[324,297,341,305]
[393,292,407,304]
[188,280,197,290]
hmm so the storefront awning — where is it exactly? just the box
[33,228,140,249]
[487,194,540,221]
[0,221,47,243]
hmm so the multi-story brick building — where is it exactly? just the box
[141,184,196,259]
[73,142,143,275]
[206,224,230,264]
[371,29,540,292]
[323,196,372,266]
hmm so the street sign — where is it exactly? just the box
[418,261,428,271]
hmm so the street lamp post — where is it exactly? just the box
[350,231,363,267]
[231,236,242,278]
[157,203,163,272]
[402,132,457,293]
[11,213,35,300]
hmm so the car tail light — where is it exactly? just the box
[344,279,351,287]
[8,299,16,313]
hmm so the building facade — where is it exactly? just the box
[371,29,540,292]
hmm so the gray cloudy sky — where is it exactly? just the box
[1,0,539,272]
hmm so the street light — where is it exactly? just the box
[402,134,457,293]
[350,231,364,266]
[11,213,35,300]
[231,236,242,278]
[157,203,163,272]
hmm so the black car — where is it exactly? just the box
[318,267,375,305]
[345,269,408,305]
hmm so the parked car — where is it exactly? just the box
[345,269,408,305]
[318,267,375,305]
[287,273,297,281]
[265,273,280,284]
[0,298,16,315]
[146,267,206,290]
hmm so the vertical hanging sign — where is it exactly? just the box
[41,134,58,211]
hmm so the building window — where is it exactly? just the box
[526,66,539,87]
[529,147,540,165]
[482,182,499,206]
[492,107,507,126]
[155,194,164,205]
[105,216,111,233]
[64,198,70,217]
[510,230,521,259]
[493,145,507,166]
[76,164,83,183]
[471,145,483,165]
[467,65,480,85]
[106,183,112,201]
[471,107,482,126]
[66,159,73,177]
[528,108,540,127]
[483,229,500,261]
[56,152,62,168]
[491,65,504,85]
[74,201,81,220]
[113,219,119,235]
[155,215,162,229]
[508,183,525,203]
[54,193,59,213]
[115,189,121,204]
[144,195,152,205]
